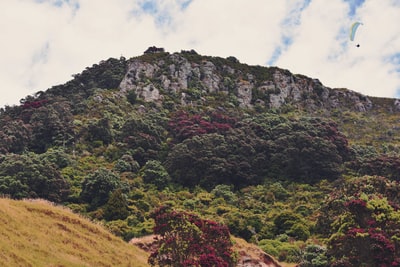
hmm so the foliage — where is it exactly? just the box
[126,90,137,105]
[0,119,30,153]
[149,206,236,267]
[316,176,400,266]
[273,211,310,241]
[28,101,74,153]
[80,168,126,209]
[267,117,350,182]
[114,154,140,173]
[118,112,168,165]
[167,111,236,142]
[103,189,130,221]
[165,128,267,189]
[85,117,113,145]
[258,238,301,263]
[0,153,70,202]
[298,244,328,267]
[2,49,400,265]
[348,154,400,181]
[142,160,171,189]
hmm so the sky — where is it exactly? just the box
[0,0,399,107]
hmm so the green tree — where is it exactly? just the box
[298,244,328,267]
[316,176,400,266]
[0,153,70,202]
[165,129,267,189]
[114,154,139,173]
[28,102,74,153]
[142,160,171,189]
[80,168,125,209]
[273,211,310,241]
[327,196,400,266]
[0,119,31,153]
[267,117,349,182]
[86,117,113,145]
[118,114,167,165]
[103,189,129,220]
[126,90,137,105]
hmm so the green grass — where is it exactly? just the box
[0,198,149,267]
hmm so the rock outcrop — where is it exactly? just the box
[119,48,396,112]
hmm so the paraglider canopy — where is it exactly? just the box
[350,22,363,47]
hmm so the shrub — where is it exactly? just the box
[0,153,70,202]
[149,206,236,267]
[258,239,301,263]
[103,189,129,220]
[142,160,171,189]
[80,168,125,209]
[298,244,328,267]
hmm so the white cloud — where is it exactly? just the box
[0,0,399,107]
[274,0,400,97]
[162,0,287,64]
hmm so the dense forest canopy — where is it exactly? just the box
[1,48,400,265]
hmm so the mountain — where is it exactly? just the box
[118,48,388,112]
[0,198,149,267]
[1,47,400,266]
[24,47,400,113]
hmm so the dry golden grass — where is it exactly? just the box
[0,198,149,267]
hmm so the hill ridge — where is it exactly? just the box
[10,47,399,116]
[0,198,149,267]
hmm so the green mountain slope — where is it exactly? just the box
[1,47,400,265]
[0,198,149,267]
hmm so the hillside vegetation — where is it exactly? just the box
[0,198,149,267]
[1,48,400,265]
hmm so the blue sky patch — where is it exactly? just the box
[387,53,400,73]
[34,0,80,11]
[344,0,365,16]
[179,0,193,11]
[140,0,158,15]
[32,41,50,65]
[135,0,193,27]
[267,0,311,65]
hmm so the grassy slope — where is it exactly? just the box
[0,198,149,267]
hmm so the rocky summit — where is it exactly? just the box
[118,47,393,113]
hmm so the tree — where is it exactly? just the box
[167,111,235,143]
[86,117,113,145]
[28,101,74,153]
[149,206,236,267]
[298,244,328,267]
[0,153,70,202]
[142,160,171,189]
[267,117,349,182]
[273,211,310,241]
[118,114,167,165]
[0,119,31,153]
[103,189,129,220]
[316,176,400,266]
[348,154,400,181]
[328,197,400,266]
[165,129,267,189]
[80,168,125,209]
[126,90,137,105]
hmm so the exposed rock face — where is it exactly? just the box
[237,80,253,107]
[119,60,161,102]
[395,99,400,111]
[119,51,380,112]
[120,53,221,105]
